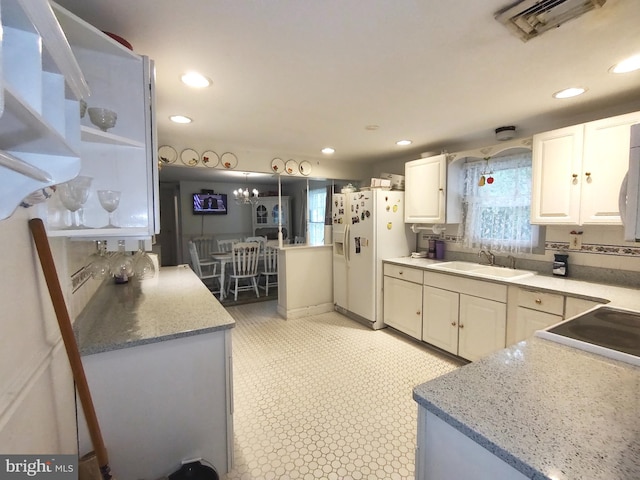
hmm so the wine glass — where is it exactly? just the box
[97,190,121,228]
[133,240,156,279]
[109,240,134,282]
[87,241,110,279]
[58,176,93,229]
[74,176,93,229]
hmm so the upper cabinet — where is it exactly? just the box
[44,3,159,239]
[404,154,461,224]
[252,196,290,239]
[531,111,640,225]
[0,0,88,221]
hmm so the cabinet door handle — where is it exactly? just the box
[459,323,464,329]
[399,271,403,275]
[451,322,457,327]
[585,172,592,183]
[572,174,578,185]
[535,298,542,304]
[417,311,421,316]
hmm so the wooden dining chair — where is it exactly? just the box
[258,245,279,296]
[226,242,260,301]
[245,236,267,252]
[188,241,222,295]
[217,238,239,253]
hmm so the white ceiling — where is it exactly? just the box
[55,0,640,180]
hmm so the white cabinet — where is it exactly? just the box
[44,4,158,239]
[252,196,290,240]
[383,264,423,339]
[422,272,507,361]
[422,285,459,353]
[565,296,601,319]
[512,288,603,343]
[531,111,640,225]
[513,289,564,343]
[0,0,88,221]
[405,154,461,224]
[416,408,529,480]
[458,294,506,361]
[78,329,233,479]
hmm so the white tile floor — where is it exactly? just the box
[221,301,463,480]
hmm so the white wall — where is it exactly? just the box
[0,208,102,454]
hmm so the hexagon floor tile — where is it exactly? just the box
[221,301,463,480]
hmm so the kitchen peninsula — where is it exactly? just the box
[74,265,235,480]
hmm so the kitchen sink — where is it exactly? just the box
[428,261,536,281]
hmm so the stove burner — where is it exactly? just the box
[547,306,640,358]
[565,324,640,351]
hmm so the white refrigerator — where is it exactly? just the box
[332,189,416,329]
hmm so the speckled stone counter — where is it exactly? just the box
[413,337,640,479]
[75,264,235,355]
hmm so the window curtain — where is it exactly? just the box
[460,152,538,254]
[308,187,327,245]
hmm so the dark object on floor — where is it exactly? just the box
[168,461,218,480]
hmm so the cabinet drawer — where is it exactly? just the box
[423,271,507,303]
[517,289,564,315]
[565,296,603,319]
[384,264,423,284]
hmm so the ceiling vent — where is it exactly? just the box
[495,0,606,42]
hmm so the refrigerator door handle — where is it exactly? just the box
[344,224,350,265]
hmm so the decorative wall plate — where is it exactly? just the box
[180,148,200,167]
[220,152,238,169]
[158,145,177,164]
[271,158,285,173]
[299,160,312,176]
[285,159,298,175]
[201,150,219,168]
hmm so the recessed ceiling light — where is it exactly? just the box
[365,125,380,131]
[610,54,640,74]
[170,115,192,124]
[396,140,412,146]
[553,87,586,99]
[321,147,335,154]
[181,71,211,88]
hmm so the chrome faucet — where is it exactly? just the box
[478,250,495,266]
[507,255,517,270]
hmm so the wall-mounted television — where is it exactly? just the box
[193,193,228,215]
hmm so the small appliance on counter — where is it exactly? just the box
[552,253,569,276]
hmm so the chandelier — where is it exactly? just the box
[233,173,259,205]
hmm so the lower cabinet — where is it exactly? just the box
[416,407,529,480]
[77,329,233,479]
[422,286,458,353]
[458,295,507,361]
[513,289,564,343]
[383,264,423,339]
[422,272,507,362]
[512,288,603,343]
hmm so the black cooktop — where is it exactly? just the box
[548,306,640,357]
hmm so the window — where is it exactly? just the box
[308,187,327,245]
[459,151,540,254]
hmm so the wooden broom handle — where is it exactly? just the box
[29,219,111,476]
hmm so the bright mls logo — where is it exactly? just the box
[1,455,76,479]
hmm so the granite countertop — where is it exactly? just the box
[383,256,640,310]
[75,265,235,355]
[413,338,640,480]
